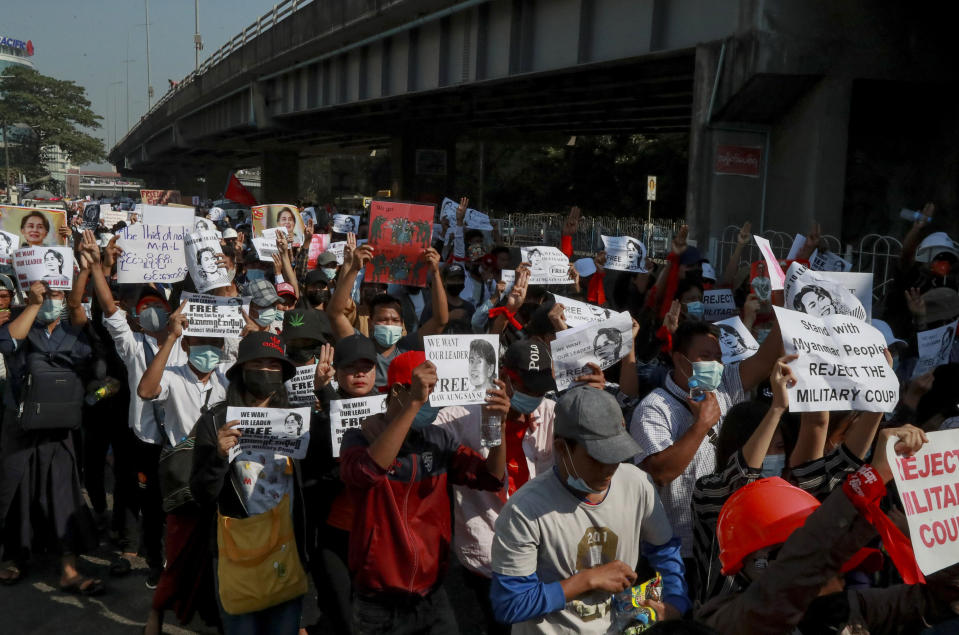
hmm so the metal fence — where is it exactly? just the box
[499,213,684,260]
[712,225,903,303]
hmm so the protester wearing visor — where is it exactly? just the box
[340,352,507,633]
[433,338,558,635]
[491,386,689,632]
[699,425,959,633]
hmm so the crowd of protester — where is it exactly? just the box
[0,195,957,635]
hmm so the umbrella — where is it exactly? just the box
[26,189,55,200]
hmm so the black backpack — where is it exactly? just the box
[18,329,85,431]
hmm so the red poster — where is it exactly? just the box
[365,201,434,286]
[140,189,182,205]
[307,233,331,270]
[714,145,762,177]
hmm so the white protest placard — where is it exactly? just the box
[887,428,959,575]
[714,316,760,363]
[100,207,130,228]
[180,292,251,337]
[784,262,868,322]
[140,205,195,228]
[912,320,957,378]
[330,395,388,457]
[79,203,100,231]
[193,217,220,236]
[328,241,347,265]
[226,406,312,462]
[774,306,898,412]
[13,246,73,291]
[184,230,231,292]
[753,235,785,291]
[285,364,318,407]
[553,294,614,328]
[440,197,493,230]
[0,230,20,265]
[332,214,360,234]
[786,233,806,260]
[115,223,188,284]
[702,289,737,322]
[252,227,286,262]
[810,249,853,273]
[424,334,500,407]
[551,311,633,391]
[601,235,648,273]
[521,246,573,285]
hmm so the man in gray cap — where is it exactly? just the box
[490,386,689,633]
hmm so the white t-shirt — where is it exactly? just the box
[234,450,293,515]
[153,363,229,446]
[491,464,673,634]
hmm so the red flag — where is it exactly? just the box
[224,173,256,206]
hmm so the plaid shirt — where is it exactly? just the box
[629,364,745,557]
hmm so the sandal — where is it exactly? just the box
[60,574,105,596]
[0,563,23,585]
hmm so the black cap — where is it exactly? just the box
[227,331,297,381]
[333,334,377,368]
[443,264,466,282]
[504,338,557,393]
[304,268,331,286]
[281,308,333,344]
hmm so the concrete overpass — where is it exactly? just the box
[110,0,959,247]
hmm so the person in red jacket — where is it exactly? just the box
[339,351,508,633]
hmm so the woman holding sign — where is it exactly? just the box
[190,332,312,634]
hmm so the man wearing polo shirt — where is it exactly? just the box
[327,242,449,388]
[628,319,781,597]
[434,339,557,635]
[491,386,688,633]
[137,303,229,635]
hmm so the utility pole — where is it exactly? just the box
[145,0,153,108]
[111,81,122,146]
[122,33,135,130]
[194,0,203,71]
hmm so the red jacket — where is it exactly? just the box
[340,422,504,596]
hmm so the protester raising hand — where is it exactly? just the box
[797,221,821,260]
[737,221,752,246]
[504,268,530,312]
[313,343,335,390]
[563,206,581,236]
[769,354,798,409]
[905,287,925,320]
[456,196,469,225]
[742,293,761,331]
[664,299,681,334]
[871,424,929,484]
[671,225,689,256]
[548,302,568,332]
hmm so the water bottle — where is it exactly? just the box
[480,406,502,448]
[899,208,921,222]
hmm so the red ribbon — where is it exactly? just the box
[489,306,522,330]
[586,270,606,305]
[843,465,925,585]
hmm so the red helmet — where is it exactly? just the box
[717,477,819,576]
[718,477,883,577]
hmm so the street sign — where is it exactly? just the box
[647,176,657,201]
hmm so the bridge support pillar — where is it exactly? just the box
[262,152,300,203]
[389,132,457,202]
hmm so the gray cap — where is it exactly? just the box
[555,386,642,464]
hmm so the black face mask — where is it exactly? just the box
[287,344,321,364]
[307,289,331,306]
[446,283,465,296]
[243,369,285,400]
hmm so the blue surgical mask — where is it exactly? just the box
[685,301,705,319]
[510,390,543,414]
[373,324,403,347]
[189,345,222,373]
[36,298,64,324]
[322,267,338,281]
[412,402,443,429]
[139,306,169,332]
[687,357,724,393]
[254,307,277,327]
[562,443,605,494]
[761,453,786,478]
[246,269,266,282]
[274,309,285,324]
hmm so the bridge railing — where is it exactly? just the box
[116,0,316,150]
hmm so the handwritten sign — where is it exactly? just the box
[13,246,74,290]
[252,227,286,262]
[329,395,387,457]
[888,428,959,575]
[115,223,188,284]
[181,292,250,337]
[139,204,194,228]
[602,236,648,273]
[551,311,633,391]
[226,406,311,462]
[139,189,181,206]
[774,306,897,412]
[703,289,737,322]
[425,334,500,407]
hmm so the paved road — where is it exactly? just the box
[0,509,487,634]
